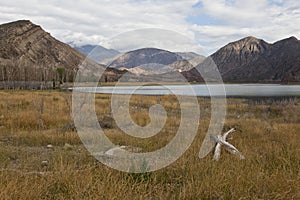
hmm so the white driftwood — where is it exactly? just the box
[211,128,245,161]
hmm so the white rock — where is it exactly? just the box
[41,160,48,167]
[105,146,126,156]
[63,143,73,150]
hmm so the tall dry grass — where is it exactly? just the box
[0,91,299,199]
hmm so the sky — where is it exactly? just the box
[0,0,299,55]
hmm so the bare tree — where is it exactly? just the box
[8,58,20,89]
[33,96,44,131]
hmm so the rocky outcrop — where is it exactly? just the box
[167,60,194,72]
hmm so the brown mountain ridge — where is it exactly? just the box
[0,20,124,89]
[213,36,300,83]
[185,36,300,83]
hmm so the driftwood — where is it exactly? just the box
[211,128,245,161]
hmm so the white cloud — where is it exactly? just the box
[192,0,300,54]
[101,28,205,54]
[0,0,299,55]
[198,0,269,26]
[0,0,202,52]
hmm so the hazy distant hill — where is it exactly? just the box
[73,44,120,64]
[109,48,182,68]
[185,36,300,83]
[108,48,206,75]
[0,20,124,89]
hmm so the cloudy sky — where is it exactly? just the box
[0,0,299,55]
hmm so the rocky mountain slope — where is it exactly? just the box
[0,20,123,89]
[167,60,194,72]
[212,36,300,83]
[185,36,300,83]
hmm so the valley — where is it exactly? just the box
[0,19,299,199]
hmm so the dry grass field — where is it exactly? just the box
[0,90,299,199]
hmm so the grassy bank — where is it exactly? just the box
[0,91,299,199]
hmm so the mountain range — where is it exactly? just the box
[73,35,300,83]
[0,20,299,88]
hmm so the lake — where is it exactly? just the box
[73,84,300,97]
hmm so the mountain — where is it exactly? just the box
[109,48,182,69]
[212,36,300,83]
[73,44,120,64]
[185,36,300,83]
[0,20,124,89]
[108,48,206,76]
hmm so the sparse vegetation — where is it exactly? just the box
[0,91,299,199]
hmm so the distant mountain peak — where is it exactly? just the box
[287,36,298,41]
[220,36,270,57]
[232,36,267,45]
[1,20,40,30]
[124,47,178,56]
[74,44,120,64]
[1,19,40,30]
[276,36,299,44]
[5,19,33,25]
[241,36,260,41]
